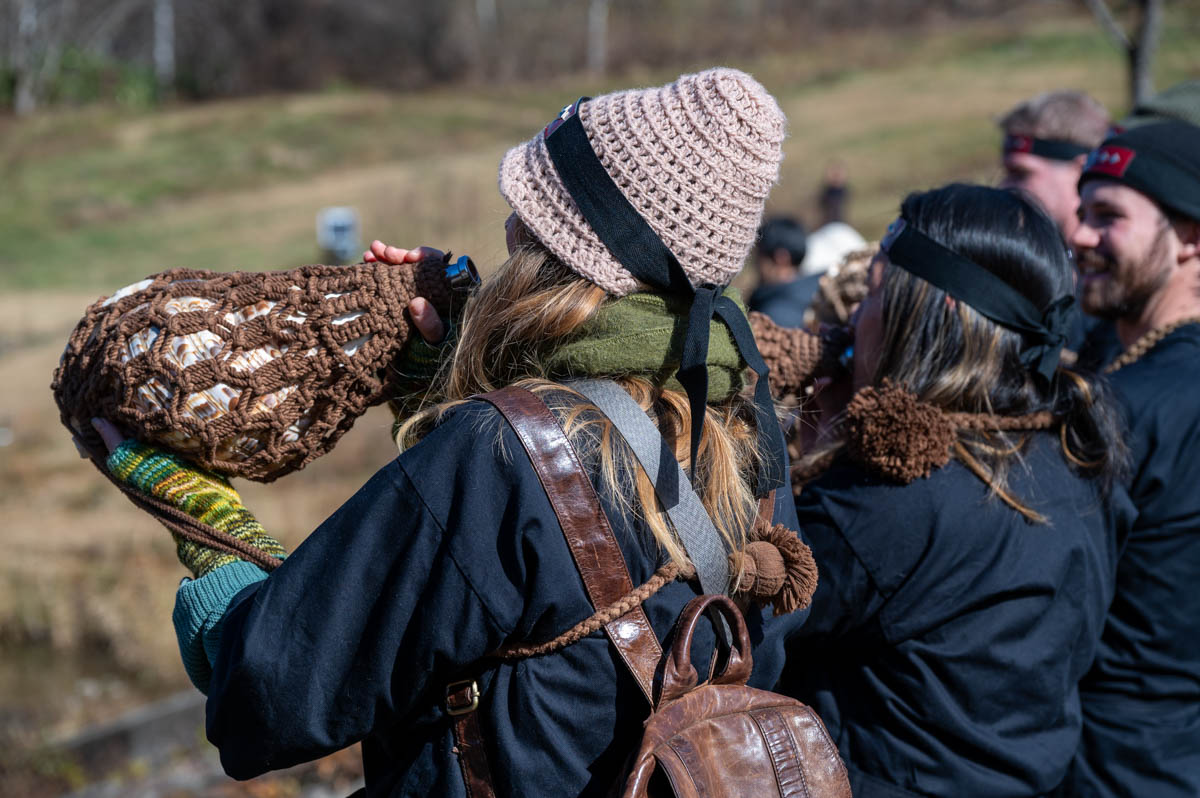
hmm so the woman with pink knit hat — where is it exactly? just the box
[93,69,831,796]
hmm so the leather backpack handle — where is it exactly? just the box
[658,594,753,706]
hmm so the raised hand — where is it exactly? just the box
[363,240,447,344]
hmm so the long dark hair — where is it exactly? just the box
[874,183,1127,517]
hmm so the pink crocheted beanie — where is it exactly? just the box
[498,67,786,296]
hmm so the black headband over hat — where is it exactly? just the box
[1003,134,1090,162]
[881,218,1075,384]
[1079,121,1200,222]
[543,98,787,495]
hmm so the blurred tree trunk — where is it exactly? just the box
[10,0,76,115]
[475,0,496,34]
[154,0,174,95]
[13,0,38,114]
[1129,0,1161,107]
[587,0,608,75]
[1083,0,1162,108]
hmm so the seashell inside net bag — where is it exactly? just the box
[53,254,478,483]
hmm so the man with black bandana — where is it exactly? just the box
[998,90,1110,242]
[1063,89,1200,796]
[997,91,1121,361]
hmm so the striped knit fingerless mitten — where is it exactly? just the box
[108,441,286,578]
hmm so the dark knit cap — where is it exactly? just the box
[1079,121,1200,222]
[1127,79,1200,128]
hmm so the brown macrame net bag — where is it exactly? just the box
[807,243,877,327]
[53,255,477,483]
[750,311,851,399]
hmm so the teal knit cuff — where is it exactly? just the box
[173,560,268,693]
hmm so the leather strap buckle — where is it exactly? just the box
[446,679,480,716]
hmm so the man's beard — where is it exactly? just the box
[1077,225,1173,322]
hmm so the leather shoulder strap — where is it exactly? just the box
[758,489,777,527]
[479,386,663,702]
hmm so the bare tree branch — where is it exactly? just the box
[1082,0,1131,50]
[1129,0,1162,106]
[80,0,146,55]
[587,0,608,75]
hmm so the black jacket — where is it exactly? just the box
[780,435,1132,797]
[201,399,809,797]
[1066,323,1200,797]
[748,274,823,329]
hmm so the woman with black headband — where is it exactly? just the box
[88,70,826,796]
[774,183,1134,796]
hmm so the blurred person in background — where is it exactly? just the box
[1121,77,1200,129]
[88,69,820,798]
[776,183,1133,797]
[748,215,818,328]
[998,90,1118,362]
[802,161,868,276]
[1062,95,1200,797]
[998,90,1111,242]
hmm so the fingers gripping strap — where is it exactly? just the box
[570,379,731,596]
[478,386,662,703]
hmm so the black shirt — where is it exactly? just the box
[1067,323,1200,797]
[780,435,1132,797]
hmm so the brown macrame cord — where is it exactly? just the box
[1104,316,1200,374]
[53,256,466,484]
[749,312,849,398]
[798,381,1056,486]
[107,470,283,571]
[492,520,819,659]
[810,246,877,327]
[53,256,472,566]
[494,563,681,660]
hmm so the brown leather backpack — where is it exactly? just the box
[620,592,849,798]
[445,386,851,798]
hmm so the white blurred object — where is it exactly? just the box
[316,206,361,264]
[801,221,868,277]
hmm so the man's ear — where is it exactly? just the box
[1175,217,1200,263]
[1070,152,1089,177]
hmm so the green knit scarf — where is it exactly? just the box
[544,287,747,402]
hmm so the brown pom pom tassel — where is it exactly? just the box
[844,379,956,483]
[731,522,818,616]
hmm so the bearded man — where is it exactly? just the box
[1064,116,1200,796]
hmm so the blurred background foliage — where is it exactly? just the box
[1,0,1113,108]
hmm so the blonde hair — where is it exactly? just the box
[396,242,763,578]
[998,90,1111,150]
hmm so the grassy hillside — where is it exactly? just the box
[2,8,1197,293]
[0,5,1197,763]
